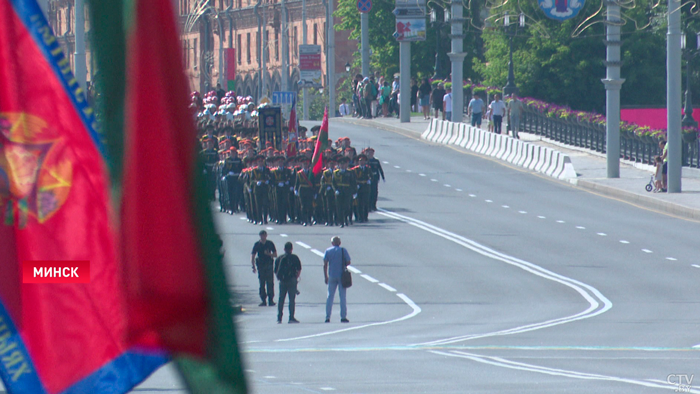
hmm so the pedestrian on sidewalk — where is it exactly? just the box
[490,94,506,134]
[419,78,432,120]
[468,94,484,127]
[339,98,351,117]
[443,86,453,121]
[323,236,352,323]
[660,140,668,192]
[275,242,302,323]
[251,230,277,306]
[507,93,524,138]
[432,83,446,120]
[410,78,419,112]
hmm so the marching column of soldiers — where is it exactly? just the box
[200,133,385,226]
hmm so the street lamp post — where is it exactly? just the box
[345,62,351,73]
[681,31,699,129]
[502,11,524,97]
[430,8,448,80]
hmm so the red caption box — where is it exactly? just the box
[23,261,90,284]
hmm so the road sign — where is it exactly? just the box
[392,7,425,17]
[357,0,371,13]
[395,0,425,6]
[299,45,322,85]
[272,91,297,121]
[394,18,427,42]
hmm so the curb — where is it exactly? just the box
[334,117,700,220]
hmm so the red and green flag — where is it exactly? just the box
[312,107,329,175]
[0,0,165,393]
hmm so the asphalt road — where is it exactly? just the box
[134,119,700,394]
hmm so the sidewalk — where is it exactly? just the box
[333,115,700,220]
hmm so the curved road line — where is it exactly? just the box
[375,209,612,347]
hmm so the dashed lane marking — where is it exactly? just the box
[556,220,565,224]
[394,165,401,168]
[295,241,311,249]
[444,184,451,187]
[419,173,426,177]
[485,200,493,203]
[538,216,546,219]
[502,205,509,209]
[379,283,397,292]
[361,274,379,283]
[320,388,336,391]
[468,194,476,197]
[266,227,274,230]
[519,211,527,214]
[597,233,607,236]
[456,188,463,191]
[431,179,438,182]
[692,264,700,268]
[382,161,389,164]
[406,170,412,172]
[280,234,288,237]
[642,249,653,254]
[576,226,585,230]
[666,257,678,261]
[347,266,361,274]
[311,249,324,257]
[619,240,630,244]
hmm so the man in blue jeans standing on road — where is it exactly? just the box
[323,236,352,323]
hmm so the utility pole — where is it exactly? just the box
[399,42,410,122]
[448,0,465,123]
[74,0,87,89]
[602,1,624,178]
[361,13,369,76]
[667,0,682,192]
[327,0,336,117]
[302,0,309,119]
[255,0,263,101]
[281,0,289,91]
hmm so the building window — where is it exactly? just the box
[313,24,317,45]
[237,34,242,64]
[293,26,297,59]
[275,31,279,61]
[193,38,198,67]
[264,30,269,61]
[247,32,251,64]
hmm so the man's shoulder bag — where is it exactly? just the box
[340,247,352,288]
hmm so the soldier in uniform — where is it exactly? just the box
[217,147,229,212]
[200,136,219,200]
[294,156,315,226]
[270,156,290,224]
[332,156,357,228]
[286,156,299,224]
[225,148,244,213]
[249,155,271,225]
[353,154,371,222]
[239,157,254,222]
[365,147,385,211]
[319,156,338,226]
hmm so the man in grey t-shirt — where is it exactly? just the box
[468,96,485,127]
[323,236,352,323]
[507,94,525,139]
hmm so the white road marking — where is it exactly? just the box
[430,351,700,393]
[444,184,451,187]
[666,257,678,261]
[419,173,426,177]
[347,266,361,274]
[642,249,653,254]
[280,234,288,237]
[597,233,607,236]
[277,293,421,342]
[619,240,630,244]
[406,169,412,172]
[320,388,336,391]
[502,205,509,209]
[519,211,527,214]
[383,161,389,164]
[311,249,324,257]
[361,274,379,283]
[394,165,401,168]
[468,194,476,197]
[576,226,585,230]
[266,227,274,230]
[455,188,463,192]
[485,200,493,203]
[295,241,311,249]
[693,344,700,348]
[430,179,438,182]
[264,376,276,379]
[377,209,612,347]
[692,264,700,268]
[556,220,565,223]
[379,283,397,292]
[537,216,546,219]
[240,217,247,220]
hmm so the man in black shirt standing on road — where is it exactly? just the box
[274,242,302,323]
[251,230,277,306]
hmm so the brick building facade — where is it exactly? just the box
[44,0,357,100]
